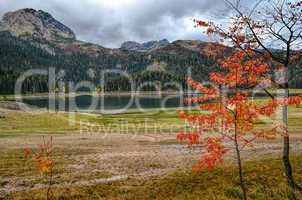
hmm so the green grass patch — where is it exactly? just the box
[0,103,302,136]
[0,108,189,136]
[0,111,79,136]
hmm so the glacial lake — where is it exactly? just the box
[22,94,186,113]
[20,90,279,113]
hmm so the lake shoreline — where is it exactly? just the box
[1,88,302,101]
[2,91,184,101]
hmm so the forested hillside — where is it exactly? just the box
[0,31,219,94]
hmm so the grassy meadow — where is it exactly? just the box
[0,95,302,199]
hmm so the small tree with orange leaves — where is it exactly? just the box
[193,0,302,190]
[24,136,54,200]
[177,48,302,200]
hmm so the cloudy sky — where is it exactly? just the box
[0,0,238,48]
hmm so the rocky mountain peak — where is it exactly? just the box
[0,8,76,42]
[121,39,169,52]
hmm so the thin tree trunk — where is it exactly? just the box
[234,123,248,200]
[282,86,302,191]
[46,167,53,200]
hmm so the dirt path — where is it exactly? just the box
[1,133,302,194]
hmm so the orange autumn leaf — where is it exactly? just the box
[34,156,53,174]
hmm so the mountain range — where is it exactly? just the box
[0,8,300,94]
[0,8,218,94]
[0,8,203,55]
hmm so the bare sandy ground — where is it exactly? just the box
[1,133,302,194]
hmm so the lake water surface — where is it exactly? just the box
[23,95,185,113]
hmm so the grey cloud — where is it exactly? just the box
[0,0,238,48]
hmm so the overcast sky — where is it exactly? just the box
[0,0,238,48]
